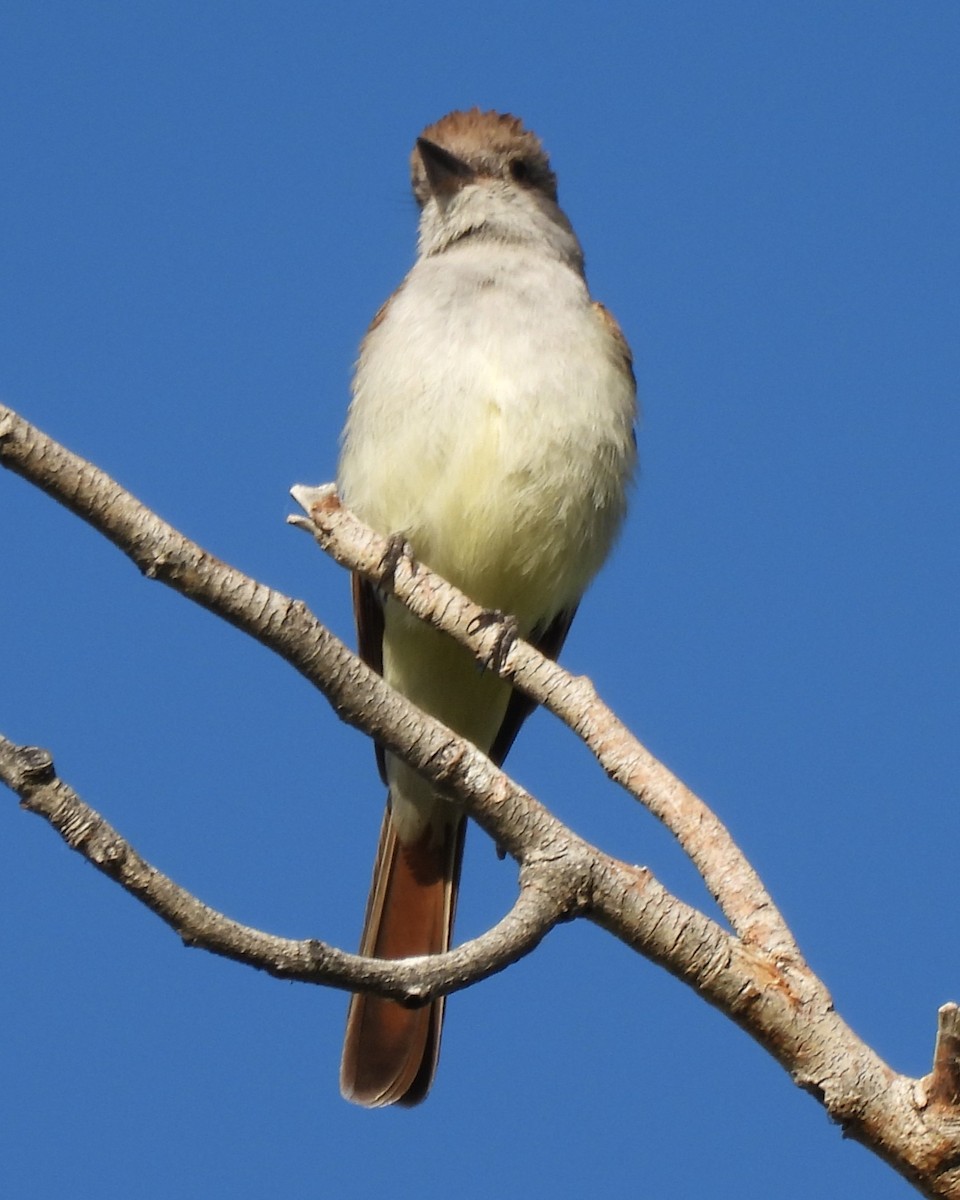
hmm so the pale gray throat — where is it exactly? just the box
[426,217,585,276]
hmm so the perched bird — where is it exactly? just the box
[337,109,637,1106]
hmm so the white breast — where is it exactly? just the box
[339,240,636,628]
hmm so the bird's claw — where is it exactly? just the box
[467,609,519,674]
[379,533,414,586]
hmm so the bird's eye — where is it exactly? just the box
[509,158,531,184]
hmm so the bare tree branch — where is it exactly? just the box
[0,403,565,863]
[5,400,960,1196]
[289,484,797,960]
[0,734,569,999]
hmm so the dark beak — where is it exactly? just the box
[416,137,474,195]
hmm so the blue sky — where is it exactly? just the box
[2,3,958,1197]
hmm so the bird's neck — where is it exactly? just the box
[418,185,585,276]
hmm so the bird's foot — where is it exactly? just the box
[467,609,519,674]
[378,533,415,587]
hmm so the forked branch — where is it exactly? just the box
[3,401,960,1197]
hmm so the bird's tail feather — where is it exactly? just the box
[340,802,464,1107]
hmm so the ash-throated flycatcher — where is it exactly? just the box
[337,109,637,1106]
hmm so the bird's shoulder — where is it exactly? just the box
[359,282,406,352]
[591,301,635,388]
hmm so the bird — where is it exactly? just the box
[336,108,637,1106]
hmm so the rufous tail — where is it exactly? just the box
[340,803,464,1107]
